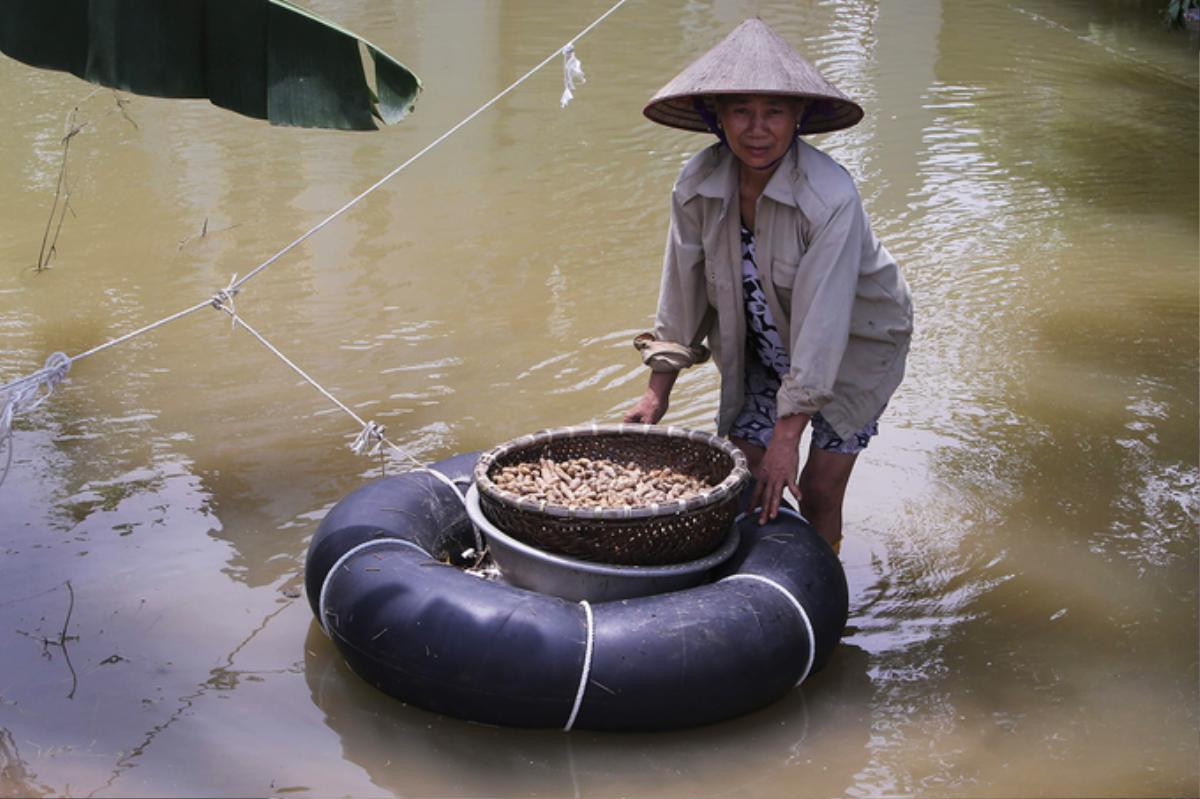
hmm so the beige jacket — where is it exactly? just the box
[636,139,913,440]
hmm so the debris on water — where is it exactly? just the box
[464,546,501,580]
[465,563,502,581]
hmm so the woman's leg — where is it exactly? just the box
[736,431,857,552]
[798,444,859,551]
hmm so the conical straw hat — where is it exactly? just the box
[644,18,863,135]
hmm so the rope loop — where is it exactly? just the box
[1,351,73,422]
[38,352,72,401]
[0,351,73,486]
[1,351,72,398]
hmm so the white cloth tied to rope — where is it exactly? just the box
[350,421,387,456]
[560,44,586,108]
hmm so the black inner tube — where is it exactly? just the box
[305,452,848,731]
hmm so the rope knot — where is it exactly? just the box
[210,274,241,327]
[350,421,387,456]
[211,273,240,306]
[40,351,72,390]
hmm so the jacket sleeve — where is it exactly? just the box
[776,191,865,418]
[635,185,712,373]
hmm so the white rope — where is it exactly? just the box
[0,0,632,485]
[0,351,72,484]
[721,573,817,687]
[69,298,216,364]
[211,301,371,430]
[0,295,213,445]
[209,301,473,508]
[0,352,71,429]
[0,296,216,488]
[411,465,461,496]
[563,599,595,731]
[229,0,628,294]
[318,537,430,637]
[404,464,476,549]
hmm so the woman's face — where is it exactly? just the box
[715,94,804,172]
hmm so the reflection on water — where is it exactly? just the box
[304,623,875,799]
[0,0,1196,796]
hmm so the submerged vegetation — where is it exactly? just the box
[35,91,137,273]
[0,0,421,130]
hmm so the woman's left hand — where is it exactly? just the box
[749,414,808,525]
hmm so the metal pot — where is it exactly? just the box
[465,484,739,602]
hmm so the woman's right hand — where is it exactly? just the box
[624,369,677,424]
[623,389,669,424]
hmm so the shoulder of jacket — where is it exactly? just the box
[794,140,861,218]
[673,143,727,201]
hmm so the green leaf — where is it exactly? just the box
[0,0,421,131]
[371,46,421,125]
[265,1,375,130]
[0,0,88,76]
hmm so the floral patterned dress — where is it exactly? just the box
[730,224,791,449]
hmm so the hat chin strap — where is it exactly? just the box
[692,97,728,146]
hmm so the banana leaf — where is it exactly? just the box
[0,0,421,130]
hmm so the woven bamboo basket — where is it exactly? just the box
[473,424,750,566]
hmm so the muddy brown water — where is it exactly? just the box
[0,1,1196,797]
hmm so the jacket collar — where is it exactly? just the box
[762,140,805,208]
[694,145,736,200]
[683,140,806,208]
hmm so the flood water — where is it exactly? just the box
[1,0,1196,796]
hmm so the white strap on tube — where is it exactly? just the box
[563,599,595,731]
[413,467,480,551]
[318,537,430,637]
[722,573,816,687]
[413,466,469,508]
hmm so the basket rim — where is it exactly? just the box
[472,423,750,521]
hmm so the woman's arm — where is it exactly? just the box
[623,369,677,424]
[776,191,865,420]
[637,159,713,356]
[753,182,867,522]
[749,412,809,523]
[627,174,711,422]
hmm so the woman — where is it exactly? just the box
[625,19,913,553]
